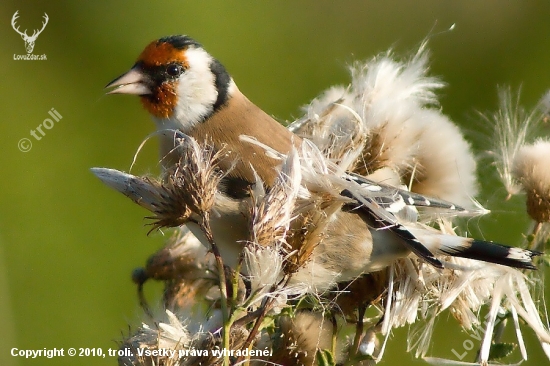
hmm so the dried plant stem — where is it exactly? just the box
[232,254,244,306]
[528,221,543,252]
[352,303,367,356]
[137,282,154,320]
[233,308,265,328]
[200,217,231,366]
[331,313,338,357]
[236,276,291,364]
[236,292,274,364]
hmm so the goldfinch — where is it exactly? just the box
[103,35,538,290]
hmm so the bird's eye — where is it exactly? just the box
[166,64,183,77]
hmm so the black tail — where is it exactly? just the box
[439,239,540,270]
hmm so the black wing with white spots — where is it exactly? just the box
[340,177,539,270]
[344,172,465,214]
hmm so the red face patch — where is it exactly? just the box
[140,83,177,119]
[136,40,188,119]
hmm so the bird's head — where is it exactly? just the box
[106,35,233,131]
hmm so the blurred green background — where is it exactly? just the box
[1,1,549,365]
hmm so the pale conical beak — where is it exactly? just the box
[105,68,152,95]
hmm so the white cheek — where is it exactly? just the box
[172,48,219,132]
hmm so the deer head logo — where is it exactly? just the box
[11,11,49,54]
